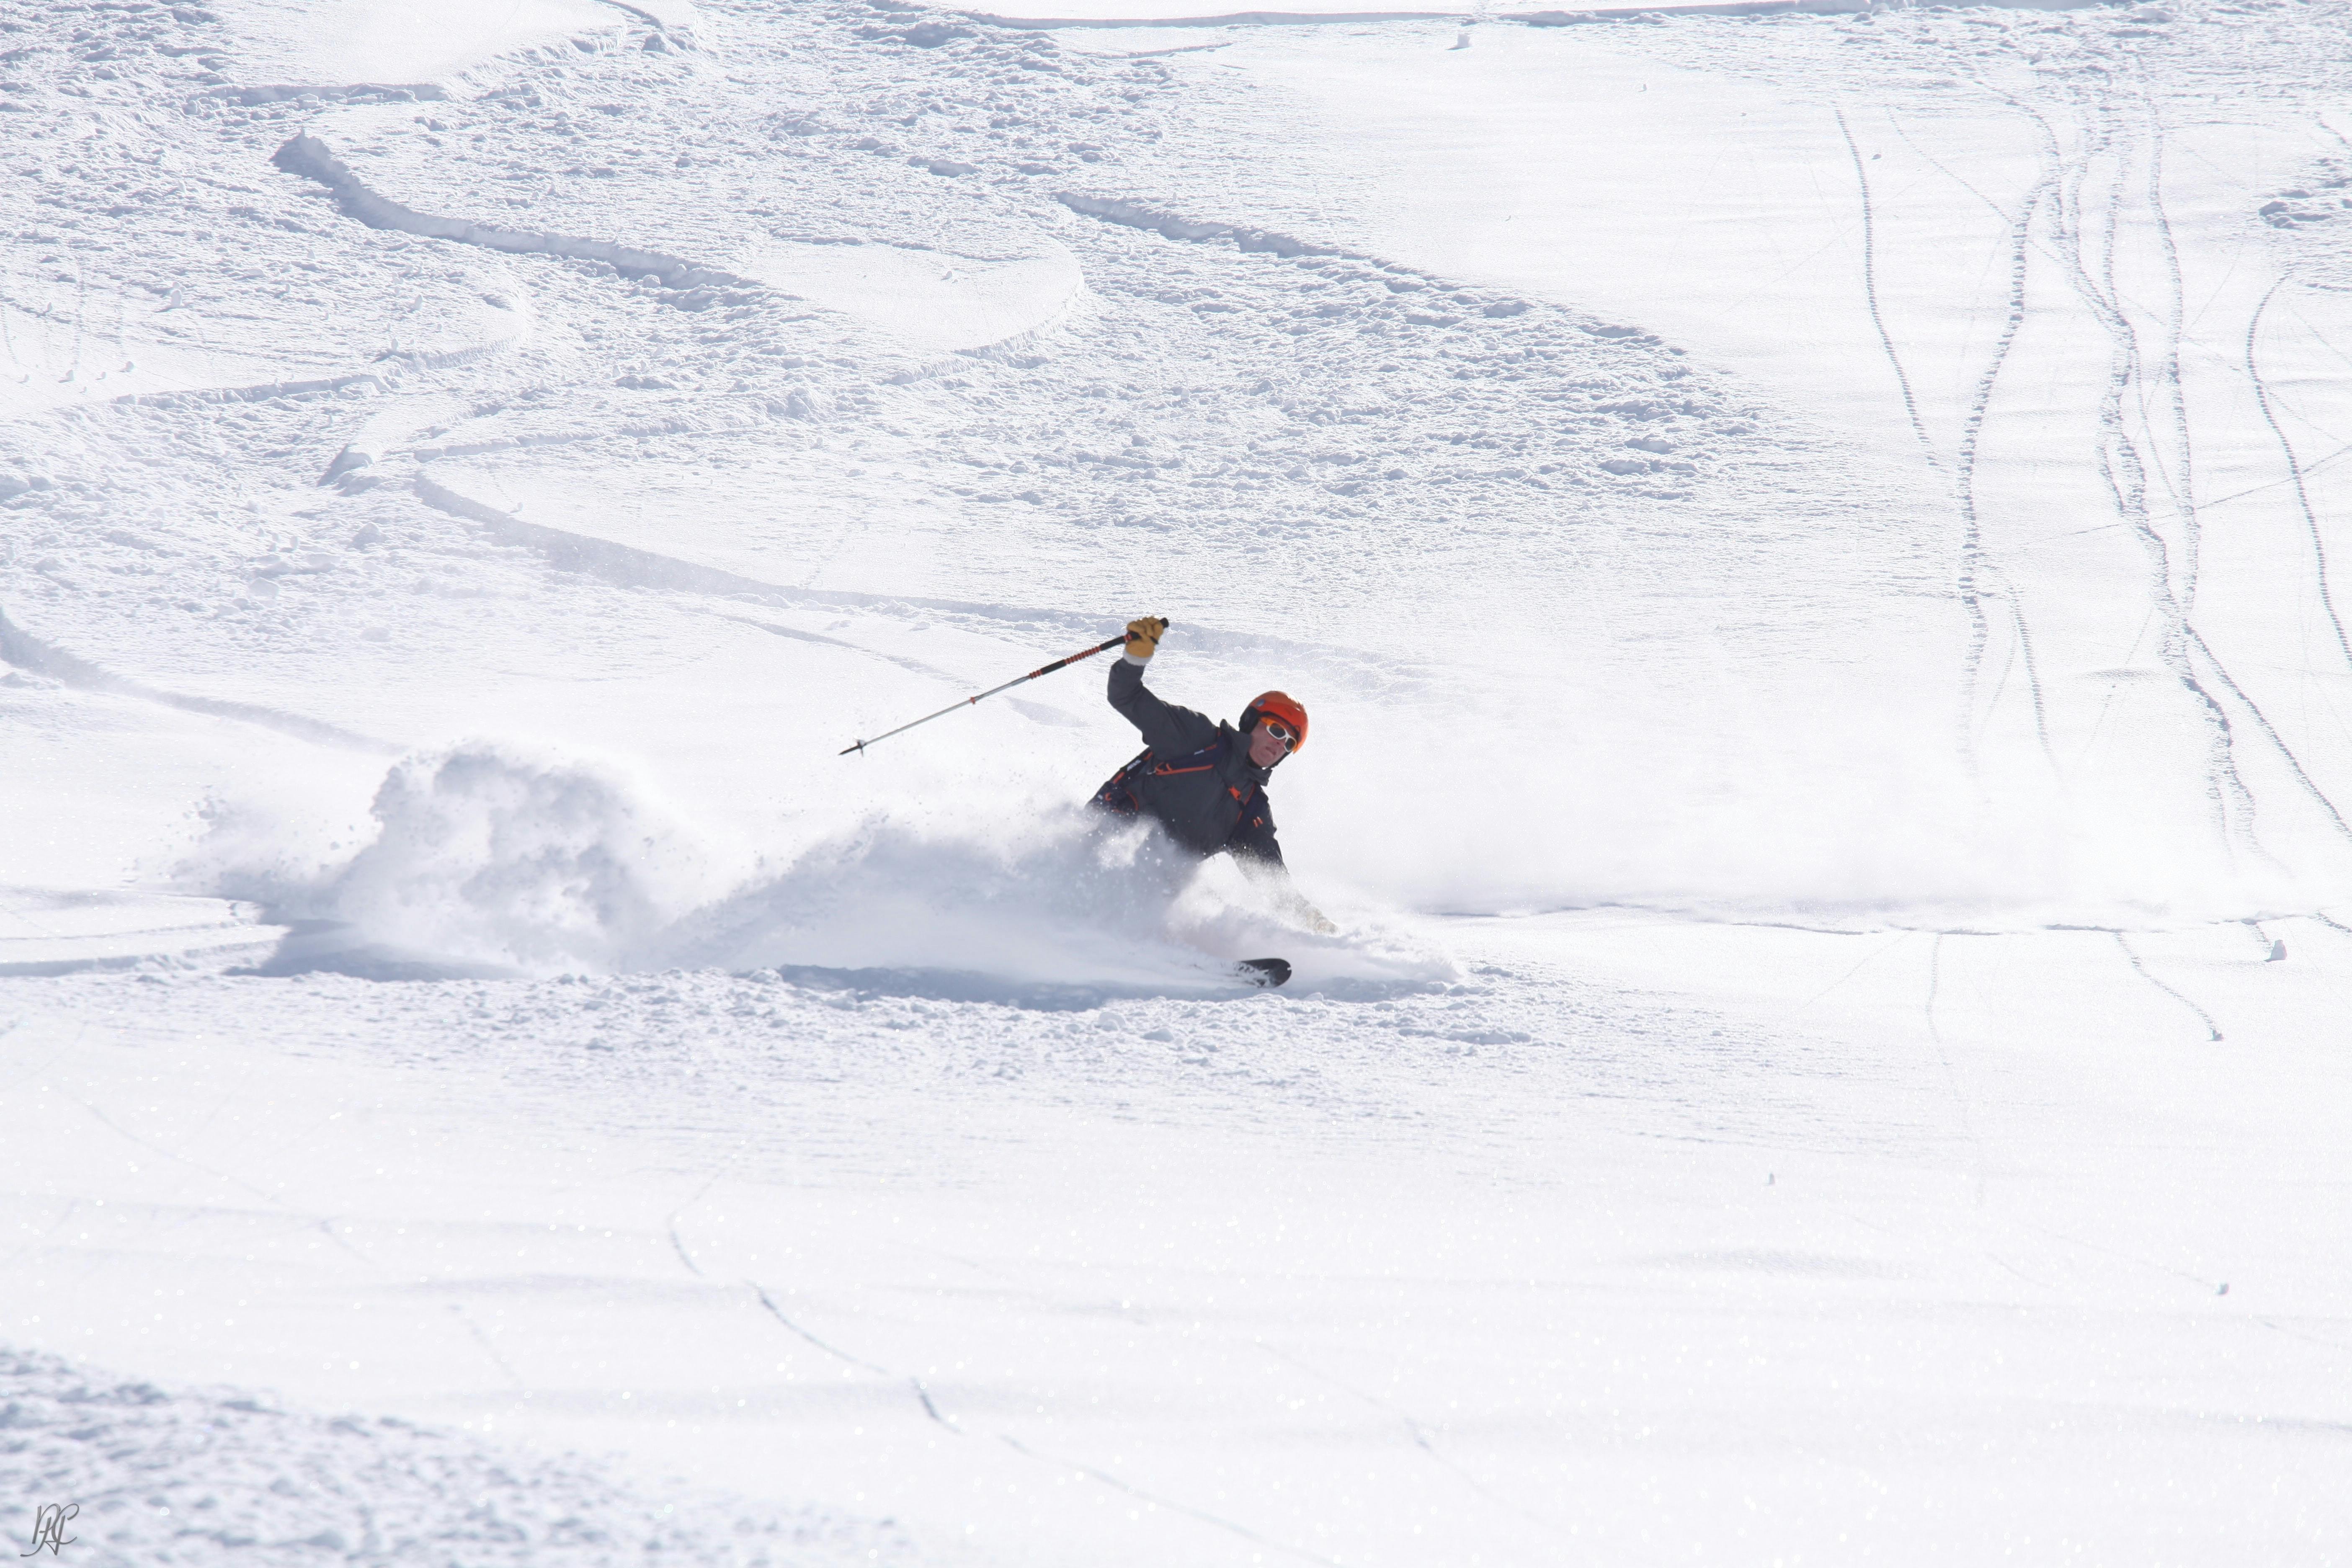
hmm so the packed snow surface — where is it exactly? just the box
[5,0,2352,1560]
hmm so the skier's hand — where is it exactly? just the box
[1305,906,1338,936]
[1124,616,1169,660]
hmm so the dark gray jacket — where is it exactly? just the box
[1093,658,1283,865]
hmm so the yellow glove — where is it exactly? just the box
[1124,616,1169,660]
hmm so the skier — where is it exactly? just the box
[1092,616,1336,934]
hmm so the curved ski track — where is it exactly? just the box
[1948,153,2055,774]
[1942,49,2349,874]
[2111,930,2223,1043]
[2039,101,2246,856]
[738,1275,1349,1567]
[1836,106,1936,465]
[2246,277,2352,675]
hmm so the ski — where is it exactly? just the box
[1235,957,1292,988]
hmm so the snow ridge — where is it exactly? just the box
[1518,0,2102,20]
[0,604,391,753]
[407,469,1358,696]
[209,82,451,106]
[116,369,389,412]
[271,133,747,291]
[1059,191,1328,255]
[973,7,1455,28]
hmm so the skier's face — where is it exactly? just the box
[1248,720,1292,768]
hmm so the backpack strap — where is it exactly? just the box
[1146,732,1231,778]
[1091,734,1253,818]
[1091,748,1155,815]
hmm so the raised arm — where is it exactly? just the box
[1106,617,1220,755]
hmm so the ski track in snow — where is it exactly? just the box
[1834,105,1934,463]
[1658,0,2352,889]
[2108,928,2223,1041]
[2030,89,2253,861]
[1605,0,2352,899]
[2246,276,2352,672]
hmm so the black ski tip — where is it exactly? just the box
[1236,957,1291,988]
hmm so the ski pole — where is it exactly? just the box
[838,624,1163,756]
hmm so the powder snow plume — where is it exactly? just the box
[654,805,1453,997]
[189,743,1449,993]
[187,743,721,977]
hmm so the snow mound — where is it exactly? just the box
[0,1343,905,1567]
[201,744,718,977]
[335,747,707,970]
[208,0,618,89]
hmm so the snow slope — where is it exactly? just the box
[5,0,2352,1560]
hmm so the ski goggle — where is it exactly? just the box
[1258,718,1298,752]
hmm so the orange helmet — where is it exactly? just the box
[1240,690,1308,754]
